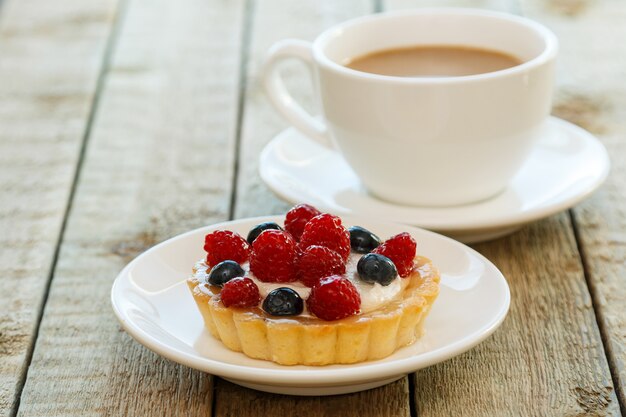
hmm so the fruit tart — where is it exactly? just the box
[187,204,440,365]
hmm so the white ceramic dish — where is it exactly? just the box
[259,117,610,243]
[111,216,510,396]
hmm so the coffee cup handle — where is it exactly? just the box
[262,39,333,149]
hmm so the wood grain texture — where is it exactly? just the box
[521,0,626,410]
[215,379,410,417]
[381,0,621,415]
[5,0,623,416]
[13,0,244,415]
[219,0,410,415]
[414,217,619,416]
[0,0,119,415]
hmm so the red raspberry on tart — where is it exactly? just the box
[307,275,361,321]
[250,229,298,282]
[220,277,260,308]
[204,230,250,266]
[373,232,417,278]
[297,245,346,287]
[299,213,351,260]
[284,204,320,240]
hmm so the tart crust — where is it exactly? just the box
[187,256,440,365]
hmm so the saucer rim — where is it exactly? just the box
[259,117,610,232]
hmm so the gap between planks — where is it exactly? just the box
[7,0,130,416]
[228,0,257,222]
[569,209,626,416]
[213,0,413,415]
[217,0,257,411]
[13,0,247,415]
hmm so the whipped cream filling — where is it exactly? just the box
[194,252,408,316]
[342,253,407,313]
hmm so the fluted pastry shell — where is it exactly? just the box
[187,256,440,365]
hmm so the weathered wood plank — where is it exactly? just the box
[521,0,626,410]
[13,0,245,415]
[413,217,619,416]
[0,0,120,415]
[381,0,621,415]
[215,379,410,417]
[219,0,411,414]
[232,0,372,219]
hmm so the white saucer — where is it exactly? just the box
[259,117,609,243]
[111,216,510,396]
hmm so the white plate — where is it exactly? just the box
[111,216,510,396]
[259,117,609,243]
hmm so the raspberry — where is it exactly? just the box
[307,275,361,321]
[203,230,250,267]
[372,232,416,278]
[297,245,346,287]
[250,229,298,282]
[284,204,321,240]
[299,214,351,260]
[220,277,260,308]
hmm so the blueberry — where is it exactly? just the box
[262,287,304,316]
[357,253,397,286]
[247,222,283,244]
[349,226,381,253]
[207,260,245,287]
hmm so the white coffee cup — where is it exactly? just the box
[262,9,558,207]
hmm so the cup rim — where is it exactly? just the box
[312,8,558,84]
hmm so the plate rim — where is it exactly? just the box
[111,215,511,385]
[259,117,610,232]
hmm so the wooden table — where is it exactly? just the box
[1,0,624,415]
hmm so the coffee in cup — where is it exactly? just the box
[345,45,522,77]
